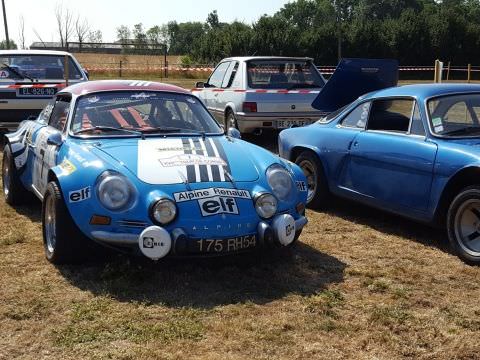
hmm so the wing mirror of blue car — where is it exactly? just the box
[46,133,63,146]
[228,127,241,139]
[195,81,205,88]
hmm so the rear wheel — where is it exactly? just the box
[2,145,31,205]
[42,181,90,264]
[295,151,329,209]
[447,186,480,264]
[225,109,238,130]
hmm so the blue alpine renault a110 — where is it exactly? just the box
[279,83,480,264]
[2,80,308,264]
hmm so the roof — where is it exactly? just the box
[60,80,190,96]
[366,83,480,100]
[222,56,314,62]
[0,49,73,56]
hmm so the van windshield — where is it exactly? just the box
[247,59,325,89]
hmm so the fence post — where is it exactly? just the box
[468,64,471,83]
[119,60,122,78]
[446,61,451,81]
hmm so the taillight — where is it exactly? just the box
[242,102,257,113]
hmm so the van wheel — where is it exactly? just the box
[447,186,480,264]
[295,151,329,210]
[42,181,89,264]
[2,145,31,205]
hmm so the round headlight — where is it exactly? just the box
[255,193,278,219]
[97,172,136,211]
[266,164,293,201]
[151,198,177,225]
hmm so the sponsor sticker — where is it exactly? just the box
[159,154,226,167]
[174,187,251,202]
[59,159,76,175]
[296,181,307,192]
[69,186,91,203]
[199,196,239,217]
[0,70,9,78]
[435,125,444,133]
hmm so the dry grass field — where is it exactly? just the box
[1,77,480,359]
[1,136,480,359]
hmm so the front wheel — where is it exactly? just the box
[295,151,329,210]
[42,181,89,264]
[447,186,480,264]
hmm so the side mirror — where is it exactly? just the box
[227,127,241,139]
[47,132,63,146]
[195,81,205,88]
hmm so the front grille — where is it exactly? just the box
[117,220,149,229]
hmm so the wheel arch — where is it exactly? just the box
[289,145,330,183]
[434,166,480,226]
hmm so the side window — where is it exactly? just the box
[367,99,414,133]
[221,62,239,88]
[48,99,71,131]
[445,102,473,124]
[341,102,370,129]
[208,62,230,88]
[37,100,55,124]
[409,103,426,136]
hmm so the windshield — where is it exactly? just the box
[247,60,325,89]
[0,55,83,81]
[71,91,223,136]
[427,93,480,137]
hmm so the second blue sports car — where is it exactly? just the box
[279,83,480,264]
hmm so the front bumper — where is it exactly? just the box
[235,112,325,133]
[91,215,308,259]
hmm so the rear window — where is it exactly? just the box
[247,60,325,89]
[0,55,83,80]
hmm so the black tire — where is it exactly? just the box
[42,181,90,264]
[295,151,330,210]
[225,109,238,130]
[2,144,31,205]
[447,186,480,264]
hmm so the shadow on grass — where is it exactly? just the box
[58,244,346,309]
[321,196,451,253]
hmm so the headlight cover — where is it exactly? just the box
[266,164,293,201]
[255,193,278,219]
[96,171,136,211]
[151,198,177,225]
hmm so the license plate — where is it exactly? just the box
[276,119,311,129]
[17,87,57,97]
[189,234,257,254]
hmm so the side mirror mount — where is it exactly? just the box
[83,69,89,80]
[195,81,205,88]
[227,127,241,139]
[47,132,63,146]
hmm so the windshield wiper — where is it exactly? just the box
[442,126,480,136]
[2,63,34,82]
[74,126,144,138]
[140,127,207,138]
[288,83,320,90]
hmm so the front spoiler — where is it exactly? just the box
[91,216,308,250]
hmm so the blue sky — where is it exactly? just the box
[6,0,292,46]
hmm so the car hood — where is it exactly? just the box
[90,136,260,184]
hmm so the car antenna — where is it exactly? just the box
[223,168,237,189]
[177,170,192,191]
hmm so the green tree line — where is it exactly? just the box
[117,0,480,65]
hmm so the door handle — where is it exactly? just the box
[353,141,359,147]
[27,142,36,149]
